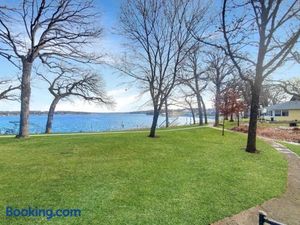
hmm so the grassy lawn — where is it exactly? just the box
[218,120,245,129]
[218,119,291,130]
[281,142,300,156]
[0,127,287,224]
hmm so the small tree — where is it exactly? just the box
[37,65,112,134]
[218,88,244,131]
[235,99,245,127]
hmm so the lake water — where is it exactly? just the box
[0,113,209,134]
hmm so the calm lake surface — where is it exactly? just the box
[0,113,212,134]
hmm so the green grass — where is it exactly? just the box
[218,120,244,129]
[218,119,291,130]
[281,142,300,156]
[0,127,287,224]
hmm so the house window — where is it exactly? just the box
[282,110,289,117]
[275,110,282,116]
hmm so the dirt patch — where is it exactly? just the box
[231,125,300,143]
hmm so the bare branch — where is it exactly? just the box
[0,79,21,101]
[38,63,113,106]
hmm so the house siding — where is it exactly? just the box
[274,109,300,121]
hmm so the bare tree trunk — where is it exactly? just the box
[191,108,196,124]
[246,81,262,153]
[149,108,160,137]
[186,99,196,125]
[165,98,169,128]
[17,59,32,138]
[224,114,228,120]
[214,86,220,126]
[230,114,234,122]
[196,92,203,125]
[45,97,60,134]
[243,108,249,118]
[189,106,196,125]
[200,96,208,124]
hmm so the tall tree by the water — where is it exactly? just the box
[37,64,113,134]
[0,0,102,137]
[118,0,208,137]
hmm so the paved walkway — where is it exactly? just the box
[212,139,300,225]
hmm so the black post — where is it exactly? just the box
[258,211,285,225]
[259,211,266,225]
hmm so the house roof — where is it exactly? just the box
[290,95,300,101]
[266,101,300,111]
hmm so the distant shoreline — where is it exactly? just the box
[0,110,153,116]
[0,109,215,117]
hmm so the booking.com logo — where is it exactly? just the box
[5,206,81,220]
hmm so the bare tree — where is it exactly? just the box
[0,79,20,101]
[200,95,208,124]
[184,96,196,125]
[164,98,170,128]
[118,0,206,137]
[206,49,233,126]
[162,91,173,128]
[260,82,288,107]
[278,77,300,99]
[0,0,102,137]
[180,45,208,126]
[170,90,197,125]
[37,65,112,134]
[218,0,300,152]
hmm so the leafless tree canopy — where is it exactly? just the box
[39,65,112,104]
[205,49,235,126]
[119,0,208,137]
[0,0,102,66]
[206,50,233,89]
[220,0,300,85]
[180,45,208,125]
[260,82,288,107]
[37,63,113,133]
[0,79,20,101]
[278,78,300,99]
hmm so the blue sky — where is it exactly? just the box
[0,0,145,113]
[0,0,299,112]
